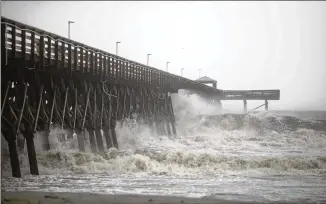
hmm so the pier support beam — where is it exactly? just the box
[165,117,172,137]
[95,128,104,153]
[243,100,247,113]
[43,124,51,151]
[21,127,39,175]
[103,127,113,150]
[167,95,177,136]
[66,129,74,140]
[8,139,21,178]
[164,94,172,136]
[3,126,21,178]
[87,128,97,153]
[110,119,119,149]
[75,129,85,152]
[265,100,268,111]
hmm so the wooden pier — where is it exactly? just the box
[1,17,280,177]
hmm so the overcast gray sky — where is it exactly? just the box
[1,1,326,111]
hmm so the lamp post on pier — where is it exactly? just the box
[147,54,151,65]
[116,41,121,55]
[166,61,170,72]
[68,21,75,39]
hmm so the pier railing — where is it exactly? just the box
[1,16,222,95]
[222,90,280,100]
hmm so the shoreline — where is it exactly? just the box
[1,191,272,204]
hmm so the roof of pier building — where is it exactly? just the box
[195,76,217,83]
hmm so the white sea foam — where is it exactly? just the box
[2,92,326,178]
[2,92,326,203]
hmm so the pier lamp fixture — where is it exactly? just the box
[147,54,152,65]
[116,42,121,55]
[166,62,170,72]
[68,21,75,39]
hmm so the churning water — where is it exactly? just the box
[2,93,326,203]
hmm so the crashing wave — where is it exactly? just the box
[2,148,326,177]
[196,112,326,133]
[2,92,326,178]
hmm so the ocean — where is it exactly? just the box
[1,93,326,203]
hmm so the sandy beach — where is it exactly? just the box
[1,191,265,204]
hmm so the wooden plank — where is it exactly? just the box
[39,34,44,70]
[141,66,144,84]
[60,41,65,69]
[47,36,52,65]
[103,55,107,80]
[105,56,110,80]
[1,24,6,66]
[121,60,126,80]
[168,74,172,89]
[85,50,89,74]
[54,40,59,69]
[21,29,26,63]
[11,26,16,57]
[30,31,35,64]
[74,45,78,71]
[135,65,139,84]
[134,64,138,82]
[94,52,98,76]
[90,51,94,75]
[130,63,134,82]
[80,48,84,73]
[113,58,116,79]
[108,56,111,79]
[163,73,167,88]
[117,58,120,80]
[145,67,149,85]
[99,53,103,79]
[139,66,143,84]
[128,62,131,80]
[68,43,72,70]
[146,68,149,85]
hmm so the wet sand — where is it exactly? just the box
[1,191,263,204]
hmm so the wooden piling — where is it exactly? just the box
[164,96,172,136]
[43,126,51,151]
[8,139,21,178]
[44,86,57,150]
[22,129,39,175]
[95,128,104,153]
[152,93,162,136]
[75,128,85,152]
[66,129,74,140]
[3,126,21,178]
[110,119,119,149]
[168,95,177,136]
[159,102,167,136]
[243,100,247,113]
[87,128,97,153]
[103,127,114,150]
[265,100,268,111]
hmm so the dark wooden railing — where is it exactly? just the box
[1,16,222,95]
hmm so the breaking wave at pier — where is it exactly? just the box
[2,93,326,176]
[2,92,326,202]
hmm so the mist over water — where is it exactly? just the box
[2,91,326,203]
